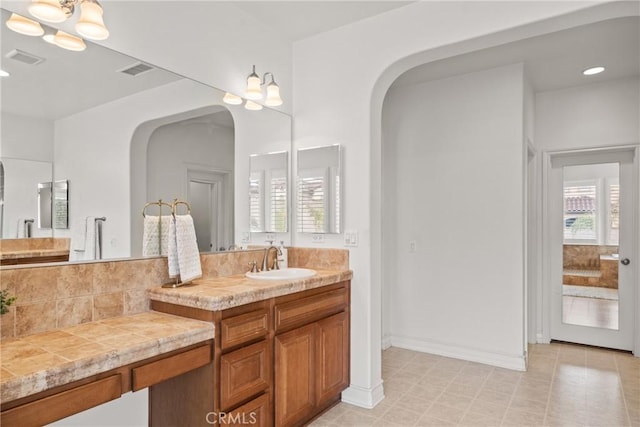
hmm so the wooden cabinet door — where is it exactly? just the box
[274,323,316,426]
[220,341,270,411]
[316,311,349,407]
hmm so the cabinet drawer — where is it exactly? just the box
[275,288,347,332]
[222,309,270,350]
[132,344,212,391]
[220,340,271,411]
[224,393,271,427]
[1,374,121,427]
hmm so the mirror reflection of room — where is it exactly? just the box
[562,162,620,330]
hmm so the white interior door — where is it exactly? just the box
[547,149,636,351]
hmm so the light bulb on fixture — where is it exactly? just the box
[76,0,109,40]
[53,30,86,51]
[0,69,10,78]
[244,100,263,111]
[223,92,243,105]
[265,78,283,107]
[6,13,44,36]
[28,0,68,23]
[245,65,263,100]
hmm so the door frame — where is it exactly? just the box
[540,145,639,355]
[185,164,234,251]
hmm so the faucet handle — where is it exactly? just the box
[248,261,259,273]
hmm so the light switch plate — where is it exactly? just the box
[344,230,358,247]
[265,233,276,242]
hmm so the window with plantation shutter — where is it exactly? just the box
[609,183,619,245]
[249,171,263,232]
[298,169,327,233]
[270,170,287,233]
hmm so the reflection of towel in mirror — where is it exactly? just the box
[167,215,201,283]
[16,218,25,238]
[142,215,171,257]
[70,216,96,261]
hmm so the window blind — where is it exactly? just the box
[298,175,326,233]
[270,175,287,232]
[249,172,262,232]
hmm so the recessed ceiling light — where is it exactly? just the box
[583,66,605,76]
[0,69,10,77]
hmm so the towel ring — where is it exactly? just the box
[172,200,192,218]
[142,200,172,218]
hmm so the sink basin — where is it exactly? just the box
[245,268,317,281]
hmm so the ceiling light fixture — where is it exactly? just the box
[5,1,109,52]
[223,65,283,110]
[583,66,605,76]
[5,13,44,36]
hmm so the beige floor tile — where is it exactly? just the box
[502,407,545,426]
[380,405,423,426]
[424,403,466,424]
[333,409,380,426]
[379,344,638,427]
[466,399,509,419]
[415,414,458,427]
[459,412,503,427]
[434,391,474,411]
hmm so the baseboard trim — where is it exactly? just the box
[382,334,392,350]
[341,380,385,409]
[390,335,526,371]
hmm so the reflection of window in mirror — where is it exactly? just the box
[297,145,341,234]
[249,151,288,233]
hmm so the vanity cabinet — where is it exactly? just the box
[150,280,350,427]
[1,342,213,427]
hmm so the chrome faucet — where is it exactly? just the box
[262,243,282,271]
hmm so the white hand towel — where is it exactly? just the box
[143,215,172,256]
[174,214,202,283]
[71,217,87,251]
[167,217,180,278]
[70,217,96,261]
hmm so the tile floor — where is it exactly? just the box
[311,343,639,426]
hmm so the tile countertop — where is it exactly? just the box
[148,269,353,312]
[0,312,214,403]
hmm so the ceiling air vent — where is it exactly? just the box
[6,49,45,66]
[117,61,154,77]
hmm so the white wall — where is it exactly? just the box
[382,64,526,368]
[0,112,53,161]
[535,77,640,150]
[293,0,622,408]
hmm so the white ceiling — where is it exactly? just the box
[232,1,413,42]
[1,3,638,121]
[391,16,640,93]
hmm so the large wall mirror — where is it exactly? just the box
[297,145,342,234]
[0,7,292,263]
